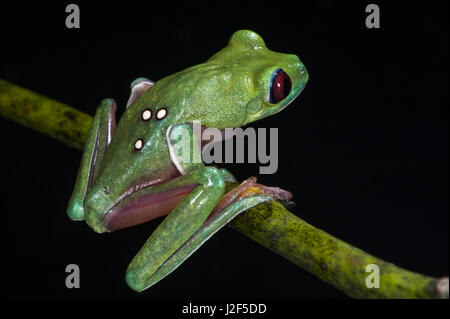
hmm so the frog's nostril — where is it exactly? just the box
[104,187,111,195]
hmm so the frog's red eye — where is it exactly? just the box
[269,69,292,104]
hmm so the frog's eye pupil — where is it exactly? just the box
[269,69,292,104]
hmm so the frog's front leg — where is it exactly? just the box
[125,123,291,291]
[67,98,117,220]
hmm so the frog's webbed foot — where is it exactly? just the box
[217,176,291,213]
[67,99,117,220]
[229,176,295,209]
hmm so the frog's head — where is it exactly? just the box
[195,29,308,128]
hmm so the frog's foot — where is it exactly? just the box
[231,177,296,210]
[238,176,292,200]
[214,176,292,217]
[235,177,295,209]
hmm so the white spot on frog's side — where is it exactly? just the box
[126,79,154,108]
[134,139,144,150]
[156,108,168,120]
[141,109,152,121]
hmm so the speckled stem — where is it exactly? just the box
[0,79,92,150]
[227,195,447,299]
[0,78,447,299]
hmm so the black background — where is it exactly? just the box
[0,1,447,299]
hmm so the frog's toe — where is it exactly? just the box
[238,177,293,201]
[67,198,85,221]
[125,270,145,292]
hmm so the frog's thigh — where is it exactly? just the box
[67,98,117,221]
[125,165,225,291]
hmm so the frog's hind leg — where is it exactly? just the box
[125,165,226,292]
[126,175,292,291]
[67,98,117,221]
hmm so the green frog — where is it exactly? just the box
[67,29,308,291]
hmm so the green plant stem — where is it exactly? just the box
[0,78,447,299]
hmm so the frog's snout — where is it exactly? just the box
[286,54,308,85]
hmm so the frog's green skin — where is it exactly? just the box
[67,30,308,292]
